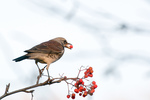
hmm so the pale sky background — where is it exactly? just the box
[0,0,150,100]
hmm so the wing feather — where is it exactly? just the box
[25,40,64,54]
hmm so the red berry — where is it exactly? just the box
[79,93,82,96]
[84,71,87,75]
[94,84,98,89]
[79,86,83,92]
[81,81,84,85]
[67,95,70,98]
[86,69,90,73]
[83,95,86,97]
[83,88,86,91]
[91,86,95,89]
[84,75,88,78]
[90,89,95,93]
[88,73,93,77]
[76,81,79,85]
[74,89,79,93]
[71,93,75,99]
[74,83,77,86]
[90,70,94,73]
[83,91,87,97]
[72,97,75,99]
[72,93,75,96]
[79,79,83,83]
[89,67,93,70]
[92,81,96,85]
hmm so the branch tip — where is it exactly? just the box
[5,83,10,94]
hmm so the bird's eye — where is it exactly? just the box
[64,40,67,44]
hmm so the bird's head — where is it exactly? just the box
[53,37,73,49]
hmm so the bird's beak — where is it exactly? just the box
[65,43,73,49]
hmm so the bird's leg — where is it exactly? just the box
[46,64,51,81]
[46,69,50,80]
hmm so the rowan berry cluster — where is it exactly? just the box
[66,66,97,99]
[84,67,94,78]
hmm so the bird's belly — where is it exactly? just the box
[28,52,62,64]
[31,53,59,63]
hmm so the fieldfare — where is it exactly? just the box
[13,37,73,81]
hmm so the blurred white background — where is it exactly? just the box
[0,0,150,100]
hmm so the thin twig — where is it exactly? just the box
[77,66,85,78]
[4,83,10,95]
[36,66,46,84]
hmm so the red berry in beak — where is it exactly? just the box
[70,45,73,49]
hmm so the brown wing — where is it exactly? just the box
[24,40,64,54]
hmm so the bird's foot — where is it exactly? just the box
[45,77,52,84]
[48,77,51,81]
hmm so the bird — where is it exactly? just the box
[13,37,73,81]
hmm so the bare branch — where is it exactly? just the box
[0,77,78,100]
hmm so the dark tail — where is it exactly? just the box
[13,55,30,62]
